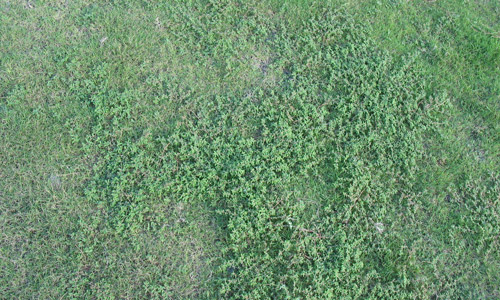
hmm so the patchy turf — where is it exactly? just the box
[1,0,499,299]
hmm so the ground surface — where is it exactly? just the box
[1,0,499,299]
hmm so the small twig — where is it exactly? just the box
[472,24,500,39]
[298,227,324,239]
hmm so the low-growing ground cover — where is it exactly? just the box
[1,0,498,299]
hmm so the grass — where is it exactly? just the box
[1,0,499,299]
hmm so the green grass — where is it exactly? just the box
[1,0,499,299]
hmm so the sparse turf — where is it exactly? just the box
[1,0,499,299]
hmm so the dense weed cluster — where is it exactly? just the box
[72,5,444,298]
